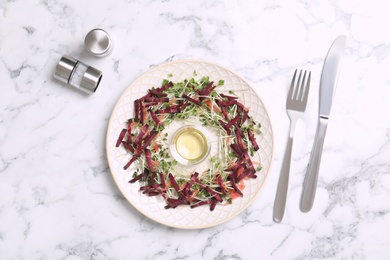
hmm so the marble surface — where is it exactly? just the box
[1,0,390,259]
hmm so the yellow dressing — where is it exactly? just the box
[174,128,207,162]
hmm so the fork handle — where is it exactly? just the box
[273,123,295,223]
[300,117,328,212]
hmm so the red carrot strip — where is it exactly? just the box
[225,159,244,172]
[231,143,243,157]
[182,94,200,105]
[144,149,156,173]
[159,172,166,189]
[126,120,134,144]
[144,97,169,103]
[179,103,190,110]
[217,100,236,107]
[149,172,157,186]
[220,93,238,100]
[155,107,180,114]
[243,152,256,173]
[144,101,159,107]
[168,173,180,192]
[199,82,216,96]
[229,173,243,197]
[116,129,127,147]
[134,99,140,121]
[221,107,229,120]
[135,143,143,157]
[141,168,149,182]
[235,100,245,109]
[247,129,259,151]
[149,109,162,126]
[235,129,247,152]
[216,174,226,195]
[210,200,217,211]
[183,172,199,195]
[129,173,143,183]
[235,125,245,138]
[142,130,158,149]
[121,141,135,153]
[143,190,160,197]
[139,92,152,100]
[236,169,251,183]
[133,125,148,145]
[219,120,231,135]
[190,198,218,211]
[151,184,167,199]
[140,102,148,124]
[247,173,257,179]
[123,156,138,170]
[194,177,223,202]
[139,185,150,191]
[123,145,142,171]
[241,112,249,125]
[148,89,167,97]
[232,165,244,182]
[157,81,173,92]
[190,200,212,209]
[165,196,190,209]
[226,115,241,129]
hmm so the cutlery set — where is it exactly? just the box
[273,35,347,222]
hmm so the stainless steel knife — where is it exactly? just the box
[300,35,346,212]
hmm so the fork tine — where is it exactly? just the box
[301,71,311,103]
[297,70,306,102]
[288,69,297,100]
[291,70,302,100]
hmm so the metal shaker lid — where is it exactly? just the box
[79,65,103,94]
[84,28,113,57]
[53,55,78,84]
[53,55,102,94]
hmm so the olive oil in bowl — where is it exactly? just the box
[170,125,210,165]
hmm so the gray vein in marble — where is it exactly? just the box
[213,250,242,260]
[22,26,36,35]
[295,130,390,258]
[149,55,178,68]
[370,44,390,63]
[2,60,40,93]
[197,211,269,258]
[113,60,120,74]
[57,241,109,260]
[201,229,221,256]
[9,64,27,79]
[270,229,292,256]
[23,222,31,240]
[0,155,10,173]
[300,222,359,259]
[41,0,73,18]
[171,251,190,260]
[159,12,232,54]
[0,151,26,173]
[325,131,390,215]
[154,249,168,258]
[32,186,48,206]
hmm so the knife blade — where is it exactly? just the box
[300,35,346,212]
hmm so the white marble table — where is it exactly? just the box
[1,0,389,259]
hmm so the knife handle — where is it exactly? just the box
[300,117,328,212]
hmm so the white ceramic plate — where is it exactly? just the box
[106,60,273,229]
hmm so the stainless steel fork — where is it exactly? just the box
[273,69,311,223]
